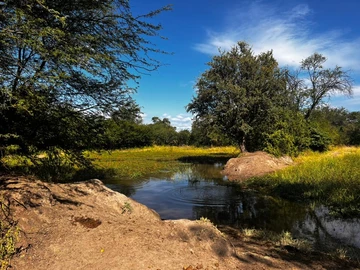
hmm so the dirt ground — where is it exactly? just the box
[222,151,293,181]
[1,175,358,270]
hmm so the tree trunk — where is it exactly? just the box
[239,137,247,153]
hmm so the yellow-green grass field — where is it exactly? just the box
[247,146,360,217]
[86,146,240,180]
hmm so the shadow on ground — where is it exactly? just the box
[178,154,234,165]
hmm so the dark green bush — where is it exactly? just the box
[309,127,331,152]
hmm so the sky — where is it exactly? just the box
[130,0,360,130]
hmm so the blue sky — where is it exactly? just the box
[130,0,360,130]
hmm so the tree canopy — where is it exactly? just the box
[288,53,353,119]
[187,42,354,155]
[0,0,170,167]
[187,42,288,152]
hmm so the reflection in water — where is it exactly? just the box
[294,206,360,250]
[105,163,360,253]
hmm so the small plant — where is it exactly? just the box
[121,201,132,214]
[241,229,312,253]
[242,228,256,237]
[198,217,211,224]
[335,248,348,260]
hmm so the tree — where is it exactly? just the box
[177,130,191,145]
[187,42,287,153]
[0,0,170,169]
[347,112,360,145]
[111,100,142,124]
[293,53,353,119]
[103,119,152,149]
[148,117,178,145]
[189,118,234,147]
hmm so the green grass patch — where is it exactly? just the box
[0,199,19,270]
[84,146,239,181]
[1,146,239,182]
[246,147,360,217]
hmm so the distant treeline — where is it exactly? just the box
[1,1,359,176]
[93,106,360,151]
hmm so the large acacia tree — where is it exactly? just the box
[187,42,288,153]
[0,0,170,166]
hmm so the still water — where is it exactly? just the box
[105,163,360,252]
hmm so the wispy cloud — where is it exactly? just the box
[163,113,193,130]
[194,2,360,71]
[332,85,360,111]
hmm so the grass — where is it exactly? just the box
[1,146,239,182]
[84,146,239,181]
[246,146,360,217]
[242,228,312,253]
[0,199,19,270]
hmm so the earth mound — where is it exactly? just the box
[0,176,235,270]
[222,151,293,180]
[1,175,357,270]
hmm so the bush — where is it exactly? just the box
[263,110,310,156]
[309,127,331,152]
[264,130,297,157]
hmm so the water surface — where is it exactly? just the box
[105,162,360,253]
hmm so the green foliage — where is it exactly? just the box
[187,42,292,152]
[177,130,191,146]
[346,112,360,145]
[187,43,355,155]
[0,0,170,172]
[287,53,353,120]
[308,127,331,152]
[264,110,310,156]
[88,146,239,180]
[189,118,234,147]
[265,130,297,157]
[103,120,152,150]
[247,147,360,217]
[121,202,133,214]
[148,117,178,145]
[0,199,19,270]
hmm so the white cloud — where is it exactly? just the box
[140,112,147,120]
[163,113,193,130]
[194,3,360,72]
[331,85,360,111]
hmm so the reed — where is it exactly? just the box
[247,147,360,217]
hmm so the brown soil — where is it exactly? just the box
[222,151,293,181]
[1,175,358,270]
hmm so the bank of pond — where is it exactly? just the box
[87,146,360,260]
[2,145,360,260]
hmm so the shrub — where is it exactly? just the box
[309,127,331,152]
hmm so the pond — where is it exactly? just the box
[105,162,360,254]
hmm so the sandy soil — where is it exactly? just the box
[0,175,358,270]
[222,151,293,181]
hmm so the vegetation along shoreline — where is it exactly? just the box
[1,0,359,269]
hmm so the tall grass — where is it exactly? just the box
[247,147,360,217]
[1,146,239,182]
[85,146,239,180]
